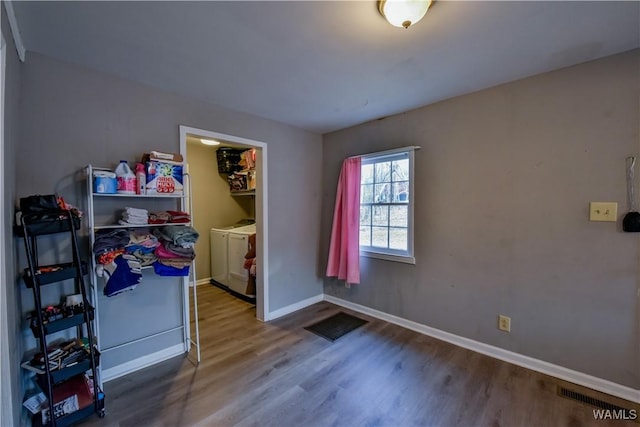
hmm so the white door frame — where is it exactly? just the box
[0,30,15,427]
[179,125,269,321]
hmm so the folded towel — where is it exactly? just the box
[154,225,199,247]
[125,207,148,216]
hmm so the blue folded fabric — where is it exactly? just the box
[104,255,142,297]
[153,261,190,277]
[125,244,157,255]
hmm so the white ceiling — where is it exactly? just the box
[10,1,640,134]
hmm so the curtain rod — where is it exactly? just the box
[347,145,421,160]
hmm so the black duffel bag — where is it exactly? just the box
[19,194,60,216]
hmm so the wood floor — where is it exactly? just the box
[78,285,637,427]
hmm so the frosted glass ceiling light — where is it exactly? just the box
[201,139,221,146]
[379,0,432,29]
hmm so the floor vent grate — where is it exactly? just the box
[558,386,638,423]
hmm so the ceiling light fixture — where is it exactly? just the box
[378,0,432,29]
[201,138,221,146]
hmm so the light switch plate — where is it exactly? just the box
[589,202,618,222]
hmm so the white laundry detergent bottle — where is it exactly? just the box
[115,160,136,194]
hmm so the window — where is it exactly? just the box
[359,149,415,264]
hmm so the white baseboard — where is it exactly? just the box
[102,344,185,383]
[267,294,324,321]
[324,295,640,404]
[196,277,212,286]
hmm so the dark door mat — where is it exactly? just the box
[304,312,368,342]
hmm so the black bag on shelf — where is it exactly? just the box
[19,194,59,215]
[216,148,243,174]
[16,195,67,232]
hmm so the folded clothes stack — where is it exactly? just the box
[119,207,148,226]
[148,210,191,224]
[166,211,190,223]
[155,241,193,267]
[148,211,170,224]
[93,228,142,297]
[124,229,160,267]
[92,224,198,286]
[93,229,130,260]
[154,225,199,248]
[152,225,198,276]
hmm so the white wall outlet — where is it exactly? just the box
[589,202,618,222]
[498,315,511,332]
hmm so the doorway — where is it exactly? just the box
[179,126,269,321]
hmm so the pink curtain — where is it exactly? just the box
[326,157,361,284]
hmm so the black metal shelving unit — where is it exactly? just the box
[18,209,105,426]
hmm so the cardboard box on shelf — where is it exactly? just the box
[142,151,184,195]
[40,374,94,423]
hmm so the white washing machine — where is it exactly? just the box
[227,223,256,297]
[210,221,253,287]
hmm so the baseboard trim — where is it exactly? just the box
[323,295,640,404]
[196,277,212,286]
[267,294,324,321]
[102,344,184,383]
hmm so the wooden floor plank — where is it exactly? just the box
[78,285,637,427]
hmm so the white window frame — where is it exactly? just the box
[359,147,416,265]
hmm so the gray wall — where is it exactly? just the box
[2,4,22,425]
[17,52,323,310]
[322,49,640,389]
[14,51,323,401]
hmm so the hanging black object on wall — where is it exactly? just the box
[622,156,640,232]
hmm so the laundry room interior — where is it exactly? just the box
[185,133,259,311]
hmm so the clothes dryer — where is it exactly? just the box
[210,222,253,287]
[227,224,256,297]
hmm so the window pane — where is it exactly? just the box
[361,184,374,203]
[360,205,371,226]
[372,205,388,226]
[360,226,371,246]
[358,150,413,260]
[389,205,408,227]
[374,183,391,203]
[392,181,409,203]
[392,158,409,182]
[389,228,407,250]
[374,161,391,183]
[361,164,374,184]
[372,227,388,248]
